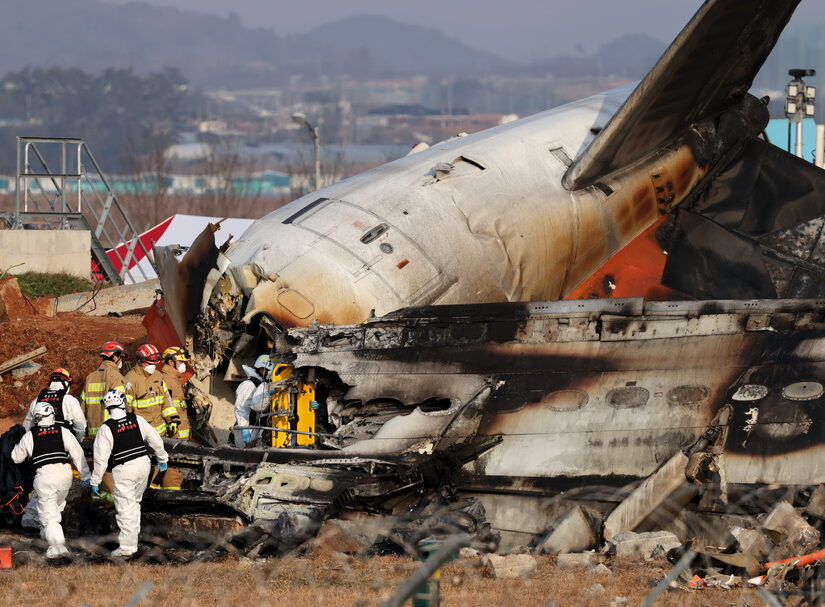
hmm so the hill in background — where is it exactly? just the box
[0,0,511,86]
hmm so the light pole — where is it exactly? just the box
[291,112,320,191]
[785,69,816,159]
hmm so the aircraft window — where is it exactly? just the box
[667,385,709,407]
[731,384,769,401]
[419,398,454,413]
[607,387,649,409]
[782,382,824,401]
[360,223,389,244]
[542,389,588,412]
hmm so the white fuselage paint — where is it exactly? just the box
[223,86,639,328]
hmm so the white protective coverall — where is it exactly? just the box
[21,384,88,528]
[11,427,90,557]
[91,415,168,555]
[234,366,269,444]
[23,382,87,440]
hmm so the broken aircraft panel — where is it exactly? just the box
[142,0,825,550]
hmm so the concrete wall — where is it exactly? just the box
[0,229,91,278]
[56,278,159,315]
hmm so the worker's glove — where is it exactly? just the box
[157,462,168,473]
[91,485,100,498]
[241,429,252,444]
[80,479,90,489]
[167,420,179,436]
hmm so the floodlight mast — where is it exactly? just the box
[786,69,817,159]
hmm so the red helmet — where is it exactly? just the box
[100,341,128,359]
[135,344,162,364]
[49,368,72,384]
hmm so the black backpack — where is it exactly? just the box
[0,424,32,520]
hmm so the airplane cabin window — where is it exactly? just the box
[731,384,769,401]
[542,389,588,412]
[667,385,710,407]
[606,387,649,409]
[782,382,824,401]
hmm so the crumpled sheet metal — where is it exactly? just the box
[154,222,220,344]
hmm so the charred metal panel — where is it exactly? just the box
[288,299,825,486]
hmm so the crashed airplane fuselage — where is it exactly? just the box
[150,0,825,548]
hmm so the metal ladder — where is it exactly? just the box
[11,136,154,285]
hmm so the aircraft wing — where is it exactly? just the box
[563,0,800,190]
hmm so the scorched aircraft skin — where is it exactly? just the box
[150,0,825,546]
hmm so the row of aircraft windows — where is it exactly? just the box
[538,381,825,411]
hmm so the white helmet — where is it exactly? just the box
[254,354,273,372]
[33,402,56,427]
[103,389,127,412]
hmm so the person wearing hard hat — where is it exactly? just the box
[124,344,179,488]
[20,368,87,530]
[154,346,193,490]
[234,354,272,446]
[81,341,128,439]
[123,344,178,436]
[90,390,168,558]
[12,402,91,558]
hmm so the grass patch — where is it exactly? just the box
[14,272,95,298]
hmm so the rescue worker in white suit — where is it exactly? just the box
[90,389,168,557]
[234,354,272,445]
[11,402,91,558]
[20,368,87,530]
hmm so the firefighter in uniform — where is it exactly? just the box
[21,368,87,529]
[156,346,193,490]
[12,402,91,558]
[91,390,168,558]
[124,344,178,434]
[123,344,179,487]
[81,342,128,438]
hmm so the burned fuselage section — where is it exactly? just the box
[158,296,825,549]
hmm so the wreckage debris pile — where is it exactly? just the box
[0,312,146,420]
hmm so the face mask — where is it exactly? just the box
[108,407,126,421]
[116,359,123,369]
[144,364,156,375]
[176,362,187,374]
[49,381,66,391]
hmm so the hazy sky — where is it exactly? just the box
[104,0,825,62]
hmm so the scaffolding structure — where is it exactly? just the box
[11,136,154,285]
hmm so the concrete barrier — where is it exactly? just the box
[0,229,91,278]
[56,278,160,316]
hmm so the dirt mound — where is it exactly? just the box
[0,313,147,420]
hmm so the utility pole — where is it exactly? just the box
[785,69,816,160]
[292,113,321,191]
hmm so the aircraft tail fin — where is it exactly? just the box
[563,0,800,190]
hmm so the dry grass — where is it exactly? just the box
[0,554,764,607]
